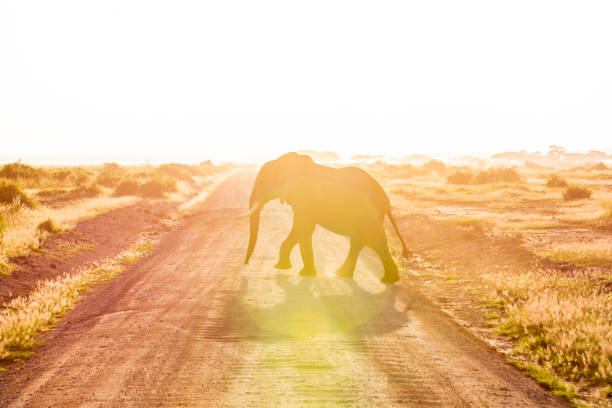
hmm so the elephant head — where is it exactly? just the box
[244,152,315,265]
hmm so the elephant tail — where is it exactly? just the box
[387,210,411,258]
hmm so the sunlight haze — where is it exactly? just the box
[1,0,611,163]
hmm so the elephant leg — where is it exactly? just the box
[371,232,399,284]
[336,239,363,278]
[298,224,317,276]
[275,224,298,269]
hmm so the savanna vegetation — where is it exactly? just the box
[0,159,233,367]
[0,160,229,275]
[368,155,612,407]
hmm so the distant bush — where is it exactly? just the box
[447,170,473,185]
[473,168,522,184]
[590,162,608,171]
[0,182,36,208]
[113,175,178,198]
[0,162,45,182]
[37,218,60,234]
[113,180,141,197]
[73,183,103,198]
[68,168,92,186]
[423,159,446,173]
[546,174,568,188]
[139,179,166,198]
[95,172,122,188]
[447,168,522,185]
[52,169,72,182]
[563,186,592,201]
[102,162,121,172]
[140,176,178,198]
[157,164,197,182]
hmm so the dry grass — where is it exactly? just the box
[482,268,611,405]
[0,161,232,274]
[0,234,157,365]
[383,161,612,406]
[535,243,612,268]
[0,196,138,273]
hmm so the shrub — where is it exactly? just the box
[0,182,36,208]
[113,180,141,197]
[157,163,196,182]
[68,168,92,186]
[37,218,60,234]
[139,179,166,198]
[96,172,122,188]
[140,176,178,198]
[73,183,102,198]
[0,162,45,182]
[423,159,446,173]
[563,185,592,201]
[590,162,608,171]
[546,174,568,188]
[473,168,522,184]
[447,170,473,185]
[102,162,121,172]
[52,169,72,182]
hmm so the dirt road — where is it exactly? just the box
[0,170,567,407]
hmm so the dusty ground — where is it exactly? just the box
[0,170,568,407]
[0,201,177,305]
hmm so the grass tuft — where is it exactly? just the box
[37,218,61,234]
[508,360,576,403]
[546,174,569,188]
[0,182,36,208]
[563,186,592,201]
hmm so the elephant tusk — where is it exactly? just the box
[233,202,261,220]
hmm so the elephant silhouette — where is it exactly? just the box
[243,152,410,283]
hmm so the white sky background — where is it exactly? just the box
[1,1,611,163]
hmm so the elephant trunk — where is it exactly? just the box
[244,202,262,265]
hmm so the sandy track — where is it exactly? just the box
[0,170,567,407]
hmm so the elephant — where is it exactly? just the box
[243,152,410,283]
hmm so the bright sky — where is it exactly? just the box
[1,1,611,163]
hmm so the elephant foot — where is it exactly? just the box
[298,266,317,276]
[335,266,354,278]
[274,259,292,270]
[380,272,399,284]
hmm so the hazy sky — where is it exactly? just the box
[1,1,611,163]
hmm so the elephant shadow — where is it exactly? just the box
[231,273,410,340]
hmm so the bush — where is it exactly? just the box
[0,182,36,208]
[546,174,568,188]
[447,168,522,185]
[103,162,121,172]
[473,168,522,184]
[140,176,178,198]
[73,183,102,198]
[52,169,72,182]
[447,170,473,184]
[563,185,592,201]
[590,162,608,171]
[113,180,141,197]
[0,162,45,182]
[96,172,122,188]
[139,180,166,198]
[37,218,60,234]
[423,159,446,173]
